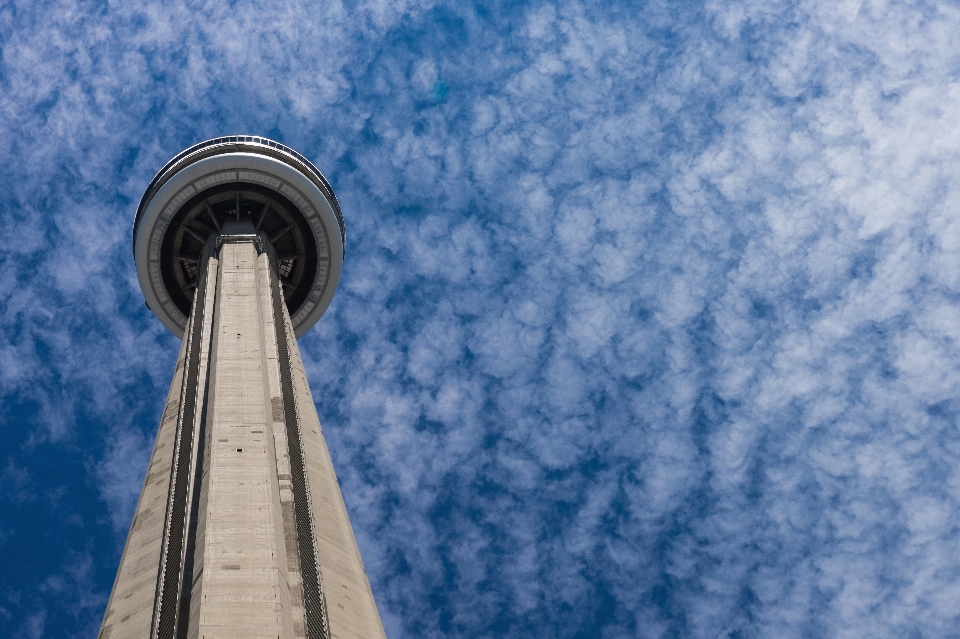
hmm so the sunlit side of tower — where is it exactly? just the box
[98,137,386,639]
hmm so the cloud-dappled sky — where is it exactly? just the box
[2,0,960,636]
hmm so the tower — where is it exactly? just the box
[99,137,386,639]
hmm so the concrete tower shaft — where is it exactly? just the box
[101,139,386,639]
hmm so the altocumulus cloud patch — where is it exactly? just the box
[2,0,960,637]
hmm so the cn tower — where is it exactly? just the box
[98,137,386,639]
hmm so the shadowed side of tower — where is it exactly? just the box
[98,137,386,639]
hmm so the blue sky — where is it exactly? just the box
[2,0,960,637]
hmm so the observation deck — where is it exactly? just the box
[133,136,344,338]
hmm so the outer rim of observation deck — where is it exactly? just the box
[133,136,345,339]
[133,135,344,256]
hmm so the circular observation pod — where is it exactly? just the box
[133,136,344,339]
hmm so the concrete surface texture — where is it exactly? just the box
[99,239,386,639]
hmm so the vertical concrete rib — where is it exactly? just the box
[153,257,215,639]
[257,251,301,638]
[98,334,189,639]
[180,255,220,639]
